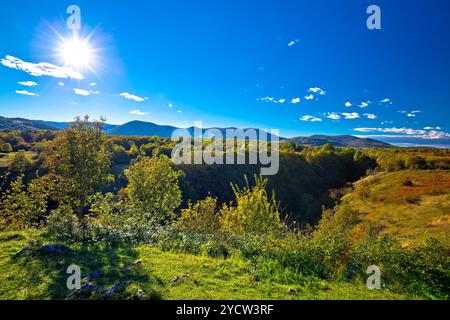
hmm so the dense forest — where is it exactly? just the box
[0,116,449,300]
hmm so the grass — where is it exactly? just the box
[0,230,415,300]
[338,170,450,246]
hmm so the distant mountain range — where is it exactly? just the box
[0,116,393,148]
[286,135,393,148]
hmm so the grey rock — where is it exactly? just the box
[40,244,70,253]
[16,246,33,256]
[67,282,96,300]
[103,281,127,298]
[288,289,297,296]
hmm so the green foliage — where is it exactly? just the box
[0,175,49,229]
[177,197,220,234]
[1,142,13,153]
[405,156,428,170]
[8,150,33,173]
[46,204,79,241]
[125,155,183,226]
[220,176,284,235]
[47,116,111,215]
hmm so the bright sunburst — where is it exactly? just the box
[58,35,94,69]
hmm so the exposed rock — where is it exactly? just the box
[39,244,70,253]
[16,246,33,256]
[135,289,146,300]
[103,281,127,298]
[66,282,96,300]
[288,289,297,296]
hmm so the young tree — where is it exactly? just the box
[125,155,183,225]
[0,175,49,229]
[47,116,111,216]
[8,150,33,173]
[220,175,284,235]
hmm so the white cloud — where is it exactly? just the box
[89,82,97,86]
[120,92,147,102]
[1,55,83,79]
[257,96,286,104]
[359,101,370,108]
[74,88,91,96]
[308,87,326,96]
[424,126,441,130]
[129,109,148,116]
[380,98,392,104]
[345,101,352,107]
[326,112,341,120]
[177,110,183,113]
[89,90,100,95]
[364,113,377,119]
[58,81,65,86]
[18,81,38,87]
[300,115,322,122]
[288,39,299,47]
[291,97,301,104]
[304,94,314,100]
[407,113,416,117]
[70,101,78,105]
[341,112,360,119]
[16,90,38,96]
[354,127,450,139]
[354,127,427,135]
[168,103,174,108]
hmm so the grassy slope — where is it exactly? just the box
[0,231,413,300]
[337,170,450,246]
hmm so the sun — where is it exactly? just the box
[58,35,94,68]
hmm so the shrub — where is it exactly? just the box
[220,176,284,235]
[46,205,79,241]
[0,142,12,153]
[8,150,33,173]
[177,197,220,234]
[405,156,428,170]
[125,155,183,226]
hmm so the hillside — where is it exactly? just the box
[0,230,414,300]
[286,135,393,148]
[0,116,59,131]
[328,170,450,246]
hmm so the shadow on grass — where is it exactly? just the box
[10,242,164,300]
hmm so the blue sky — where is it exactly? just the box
[1,0,449,140]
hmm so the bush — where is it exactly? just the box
[220,176,284,235]
[8,150,33,173]
[0,142,12,153]
[125,155,183,226]
[177,197,220,234]
[46,205,79,241]
[405,156,428,170]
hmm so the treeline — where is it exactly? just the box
[1,122,450,225]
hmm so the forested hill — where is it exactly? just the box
[286,135,393,148]
[1,116,392,147]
